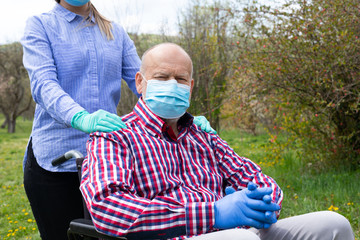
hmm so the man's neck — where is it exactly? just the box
[164,118,179,137]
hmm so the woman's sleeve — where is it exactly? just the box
[119,26,142,98]
[21,16,83,126]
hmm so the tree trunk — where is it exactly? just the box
[1,118,8,128]
[8,118,16,133]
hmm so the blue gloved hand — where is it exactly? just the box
[214,183,280,229]
[247,182,278,229]
[225,186,237,195]
[193,116,217,134]
[71,110,127,133]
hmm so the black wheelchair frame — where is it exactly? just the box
[53,151,182,240]
[52,151,127,240]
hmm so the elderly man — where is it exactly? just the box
[80,43,354,240]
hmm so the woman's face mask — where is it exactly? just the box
[64,0,90,7]
[143,76,191,119]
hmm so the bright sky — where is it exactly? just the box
[0,0,189,44]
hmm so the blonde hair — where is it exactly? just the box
[55,0,114,40]
[89,3,114,40]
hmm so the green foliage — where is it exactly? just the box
[232,0,360,169]
[178,0,236,132]
[220,129,360,239]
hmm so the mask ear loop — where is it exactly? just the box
[140,73,147,83]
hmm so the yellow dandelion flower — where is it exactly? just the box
[27,219,33,223]
[32,227,36,231]
[25,212,29,216]
[14,221,18,224]
[328,205,339,211]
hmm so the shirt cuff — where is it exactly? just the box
[185,202,215,237]
[65,105,85,127]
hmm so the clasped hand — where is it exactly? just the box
[214,182,280,229]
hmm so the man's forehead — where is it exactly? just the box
[141,43,193,78]
[152,69,191,77]
[146,63,191,77]
[143,55,191,75]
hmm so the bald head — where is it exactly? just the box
[140,43,193,78]
[135,43,194,97]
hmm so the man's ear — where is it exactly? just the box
[189,78,194,99]
[190,79,194,93]
[135,72,143,94]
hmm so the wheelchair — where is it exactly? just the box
[52,151,125,240]
[52,151,178,240]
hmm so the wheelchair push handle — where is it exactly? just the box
[51,150,84,166]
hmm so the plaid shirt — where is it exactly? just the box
[80,98,283,239]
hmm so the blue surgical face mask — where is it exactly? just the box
[64,0,90,7]
[144,78,191,119]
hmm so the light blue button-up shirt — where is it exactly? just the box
[21,3,141,172]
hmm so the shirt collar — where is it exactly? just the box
[53,3,95,23]
[133,98,194,138]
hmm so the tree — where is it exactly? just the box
[233,0,360,169]
[177,0,235,132]
[0,42,33,133]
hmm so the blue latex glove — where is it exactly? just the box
[225,183,278,229]
[193,116,217,134]
[71,110,127,133]
[214,183,280,229]
[225,184,276,229]
[247,183,278,229]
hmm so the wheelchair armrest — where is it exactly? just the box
[68,218,126,240]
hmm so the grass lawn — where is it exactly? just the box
[0,117,38,239]
[0,118,359,239]
[221,128,360,239]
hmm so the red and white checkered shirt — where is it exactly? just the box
[80,98,283,239]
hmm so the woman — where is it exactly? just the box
[21,1,212,239]
[21,0,141,239]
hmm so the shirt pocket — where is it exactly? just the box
[101,44,123,80]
